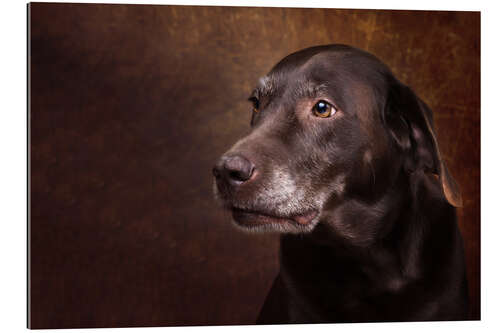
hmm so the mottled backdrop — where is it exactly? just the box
[29,3,480,328]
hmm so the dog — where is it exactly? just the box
[212,44,468,323]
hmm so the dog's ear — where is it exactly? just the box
[384,80,462,207]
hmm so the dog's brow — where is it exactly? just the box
[295,82,329,98]
[254,76,274,97]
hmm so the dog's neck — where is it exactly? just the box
[280,170,452,283]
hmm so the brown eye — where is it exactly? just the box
[313,100,336,118]
[249,97,260,113]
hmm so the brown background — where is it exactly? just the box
[29,3,480,328]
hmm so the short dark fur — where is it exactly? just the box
[213,45,468,323]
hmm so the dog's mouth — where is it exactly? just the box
[231,207,319,227]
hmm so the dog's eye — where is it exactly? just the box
[313,100,336,118]
[249,97,260,113]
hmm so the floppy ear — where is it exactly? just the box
[384,80,463,207]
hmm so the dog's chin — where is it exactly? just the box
[230,207,320,234]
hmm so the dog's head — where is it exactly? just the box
[213,45,461,235]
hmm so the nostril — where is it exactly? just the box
[212,167,221,179]
[229,170,241,180]
[229,169,253,182]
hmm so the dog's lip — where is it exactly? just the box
[231,207,319,226]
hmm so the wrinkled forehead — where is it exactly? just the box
[251,54,392,129]
[252,74,329,100]
[254,58,386,112]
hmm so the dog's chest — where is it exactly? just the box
[278,237,414,322]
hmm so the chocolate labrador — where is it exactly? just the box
[212,44,468,323]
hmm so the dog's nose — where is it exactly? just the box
[213,154,255,185]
